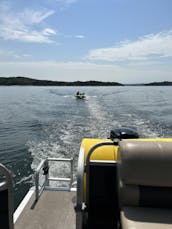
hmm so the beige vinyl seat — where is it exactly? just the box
[118,140,172,229]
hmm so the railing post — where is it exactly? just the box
[34,159,47,202]
[70,159,74,189]
[35,170,39,202]
[44,159,49,186]
[76,147,85,229]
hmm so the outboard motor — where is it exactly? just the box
[110,128,139,140]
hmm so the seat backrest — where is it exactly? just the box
[118,141,172,208]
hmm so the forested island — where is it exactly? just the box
[0,77,123,86]
[0,77,172,86]
[145,81,172,86]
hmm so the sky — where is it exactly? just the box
[0,0,172,83]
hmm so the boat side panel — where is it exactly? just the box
[80,138,118,202]
[81,138,118,162]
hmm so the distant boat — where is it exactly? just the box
[75,92,86,99]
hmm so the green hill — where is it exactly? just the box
[0,77,123,86]
[145,81,172,86]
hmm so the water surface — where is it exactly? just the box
[0,86,172,208]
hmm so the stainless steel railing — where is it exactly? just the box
[76,147,85,229]
[34,157,74,202]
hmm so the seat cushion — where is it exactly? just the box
[121,207,172,229]
[119,141,172,187]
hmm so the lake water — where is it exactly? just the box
[0,86,172,208]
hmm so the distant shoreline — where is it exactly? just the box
[0,77,122,86]
[0,77,172,86]
[144,81,172,86]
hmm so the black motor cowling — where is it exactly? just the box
[110,128,139,140]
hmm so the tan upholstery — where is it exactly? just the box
[119,184,139,207]
[121,207,172,229]
[119,141,172,187]
[118,141,172,229]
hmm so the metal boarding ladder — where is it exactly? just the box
[0,163,14,229]
[34,157,75,202]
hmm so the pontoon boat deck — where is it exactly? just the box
[1,129,172,229]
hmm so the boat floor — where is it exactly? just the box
[14,190,76,229]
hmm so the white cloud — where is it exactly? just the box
[56,0,78,10]
[22,9,55,24]
[88,31,172,62]
[0,61,120,80]
[43,28,57,36]
[63,0,78,4]
[0,48,14,57]
[75,35,85,39]
[14,54,32,59]
[0,60,171,83]
[64,34,85,39]
[0,3,56,43]
[56,0,78,6]
[0,47,32,59]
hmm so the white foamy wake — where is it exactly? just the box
[16,174,33,185]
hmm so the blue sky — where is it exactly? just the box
[0,0,172,83]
